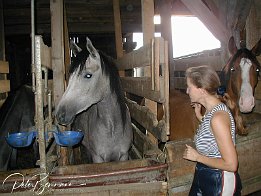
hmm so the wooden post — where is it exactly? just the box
[142,0,155,45]
[180,0,229,44]
[141,0,158,145]
[63,3,70,84]
[51,0,65,107]
[50,0,68,166]
[0,0,8,106]
[158,0,172,64]
[0,0,5,61]
[113,0,125,77]
[35,36,48,184]
[113,0,123,59]
[246,0,261,49]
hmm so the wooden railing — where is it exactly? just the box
[116,37,169,159]
[0,60,10,107]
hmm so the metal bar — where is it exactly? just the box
[163,40,170,136]
[154,38,160,91]
[31,0,35,92]
[151,38,155,90]
[35,35,48,184]
[41,66,48,106]
[50,163,168,180]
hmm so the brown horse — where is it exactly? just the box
[222,37,261,135]
[224,37,261,113]
[169,36,261,140]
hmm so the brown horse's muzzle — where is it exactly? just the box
[239,96,255,113]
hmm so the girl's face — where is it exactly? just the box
[186,77,201,103]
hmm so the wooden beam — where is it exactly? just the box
[50,0,65,107]
[0,0,5,60]
[180,0,229,43]
[0,61,9,73]
[64,3,70,83]
[121,77,164,103]
[0,80,10,93]
[50,0,68,166]
[116,43,151,70]
[40,39,52,69]
[226,0,252,48]
[141,1,158,144]
[113,0,123,59]
[246,0,261,48]
[141,0,154,45]
[158,0,173,61]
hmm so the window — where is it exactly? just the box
[133,16,221,58]
[171,16,220,58]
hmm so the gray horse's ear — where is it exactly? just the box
[86,37,98,57]
[251,38,261,56]
[70,39,82,56]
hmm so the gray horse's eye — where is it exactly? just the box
[256,68,260,72]
[84,73,92,79]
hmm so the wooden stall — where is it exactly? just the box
[0,60,10,107]
[0,1,261,195]
[116,36,170,146]
[0,36,260,196]
[0,36,170,195]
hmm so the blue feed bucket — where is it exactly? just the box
[53,131,84,147]
[5,131,37,148]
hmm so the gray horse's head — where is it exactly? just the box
[56,37,110,125]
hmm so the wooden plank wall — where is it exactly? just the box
[0,60,10,107]
[40,37,52,70]
[116,37,169,159]
[170,48,223,90]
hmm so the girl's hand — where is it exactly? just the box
[183,144,200,162]
[191,103,202,121]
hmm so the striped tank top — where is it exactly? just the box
[194,103,236,158]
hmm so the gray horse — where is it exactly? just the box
[56,37,133,163]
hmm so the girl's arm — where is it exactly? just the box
[183,111,238,172]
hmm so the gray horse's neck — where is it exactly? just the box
[97,92,123,122]
[73,91,127,137]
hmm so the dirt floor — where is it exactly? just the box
[247,190,261,196]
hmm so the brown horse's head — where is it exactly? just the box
[224,37,261,113]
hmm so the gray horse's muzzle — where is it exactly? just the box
[56,105,75,125]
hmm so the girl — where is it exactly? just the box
[183,65,242,195]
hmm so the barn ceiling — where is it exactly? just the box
[1,0,257,57]
[2,0,192,36]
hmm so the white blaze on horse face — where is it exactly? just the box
[239,58,255,113]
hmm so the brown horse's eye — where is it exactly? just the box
[256,67,260,72]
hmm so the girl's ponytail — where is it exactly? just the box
[219,92,246,135]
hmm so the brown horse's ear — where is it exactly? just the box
[228,36,238,55]
[251,38,261,56]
